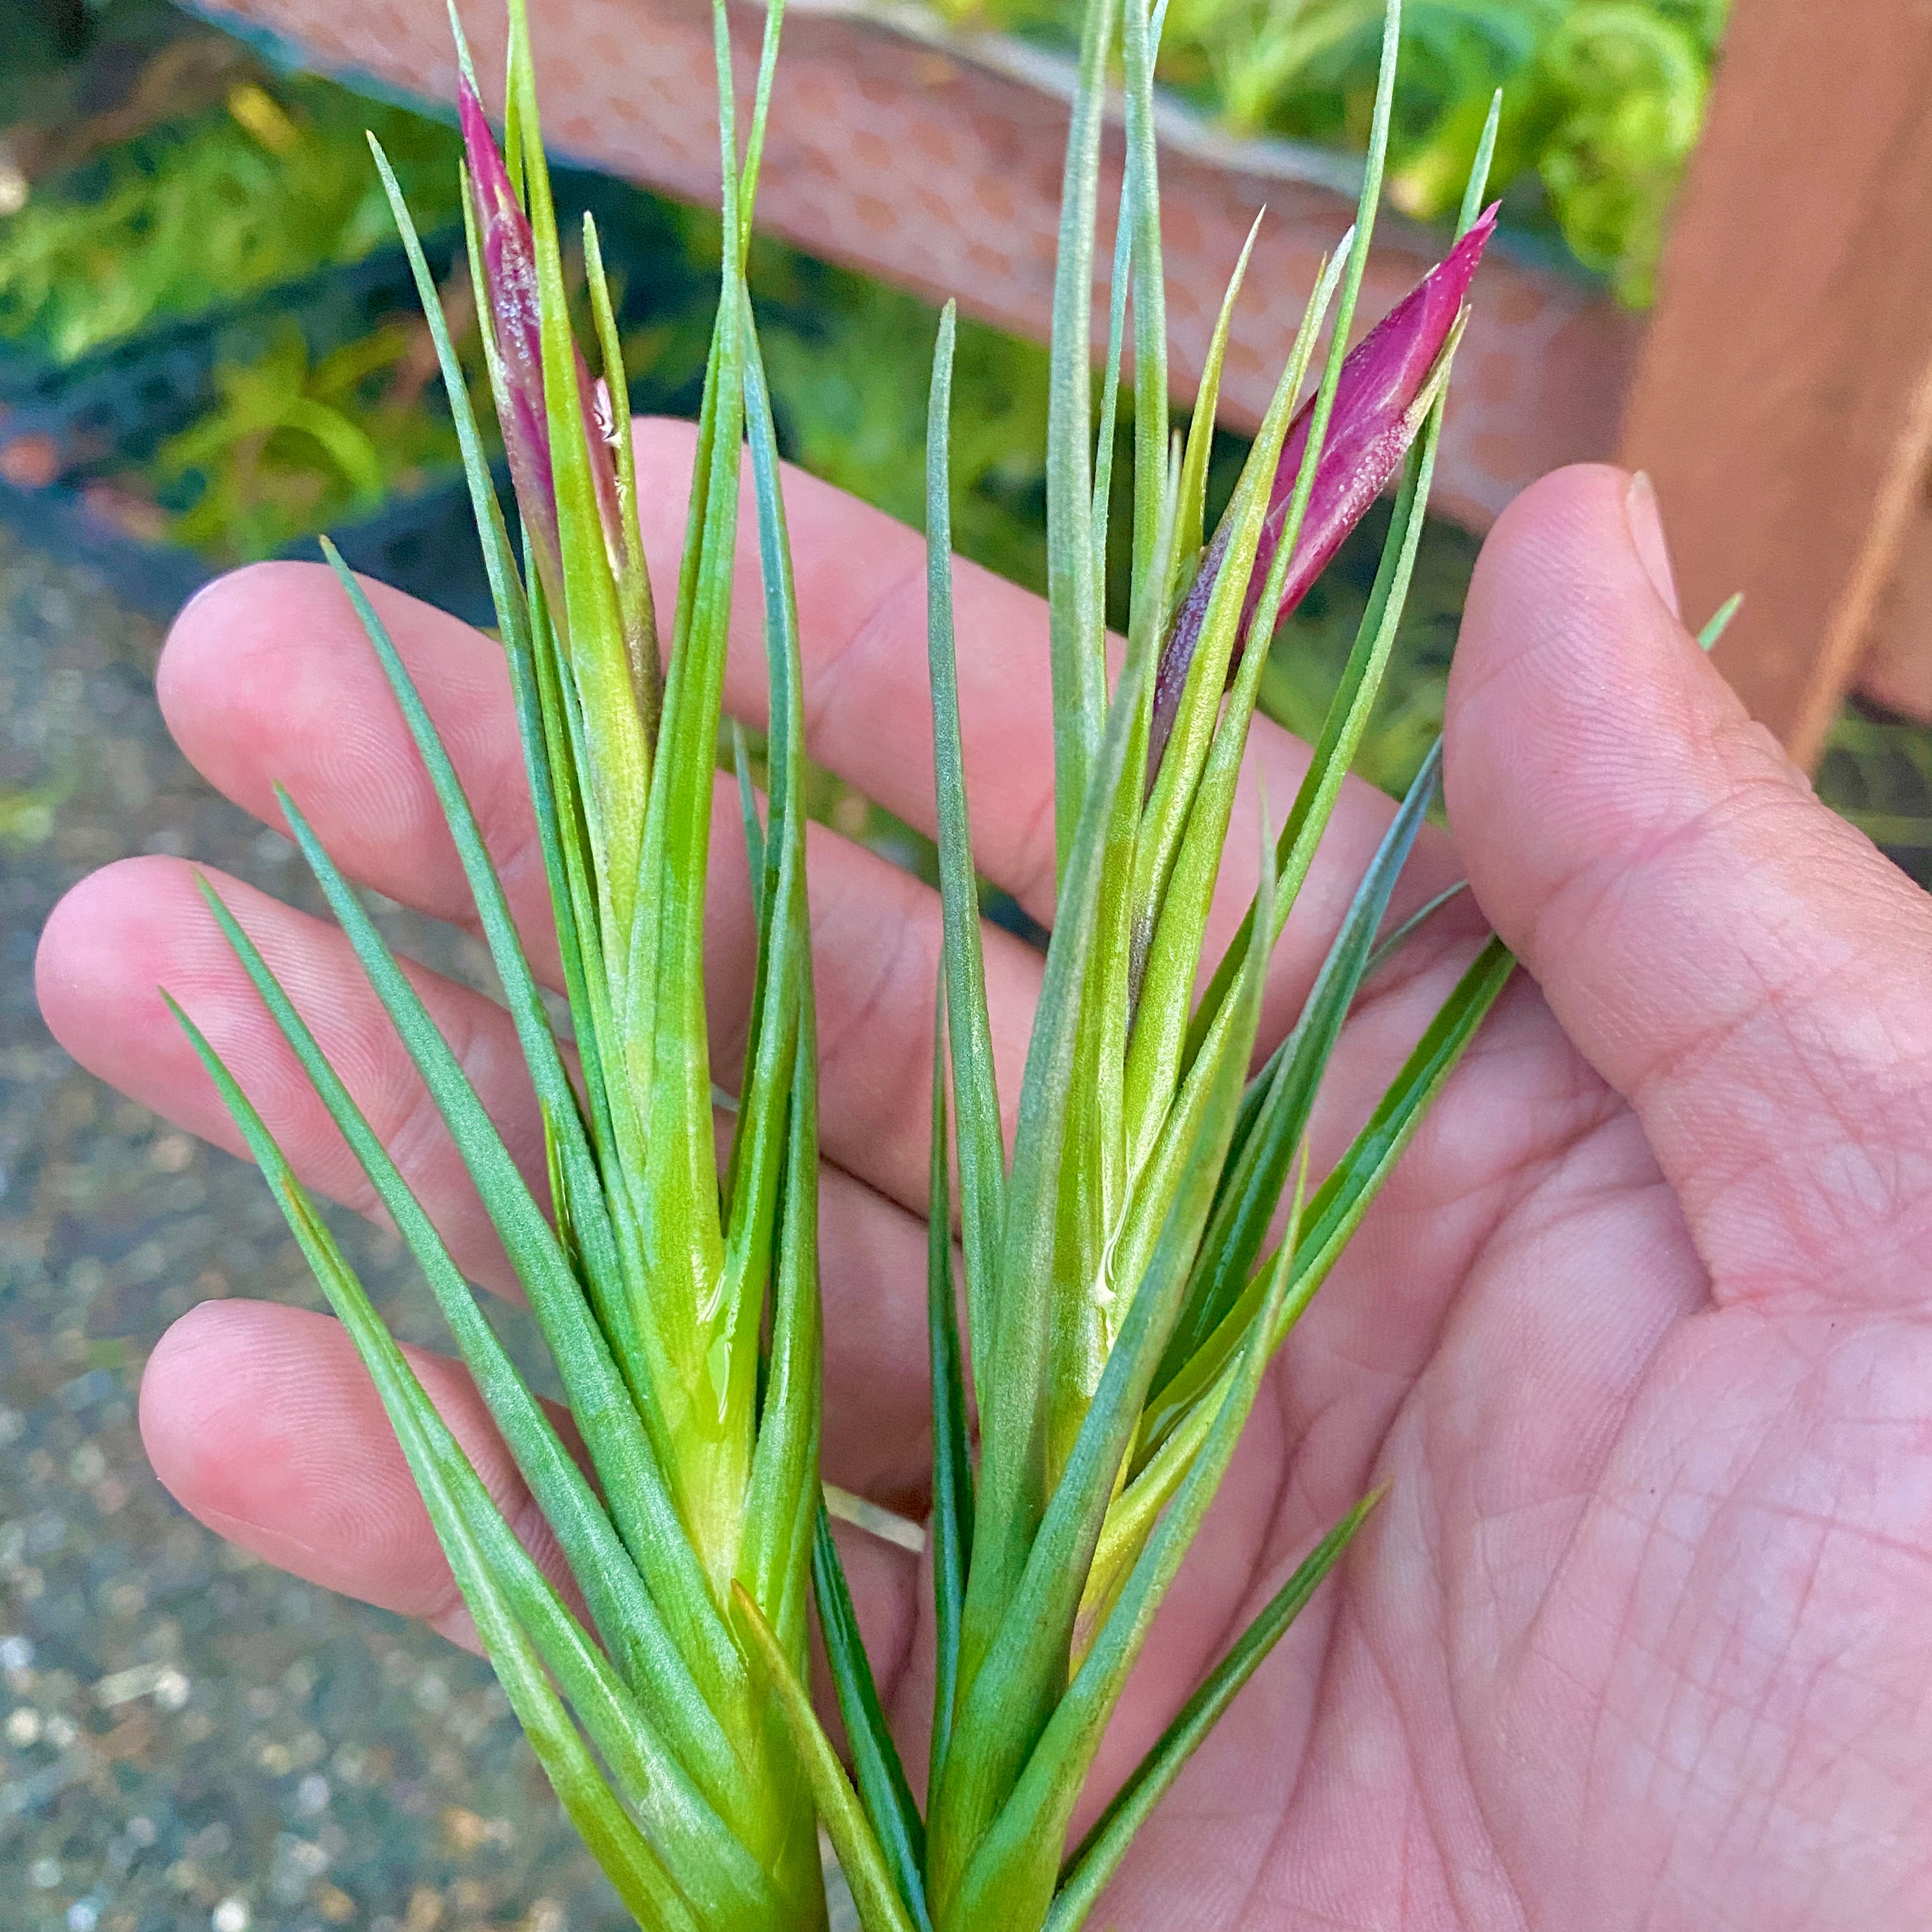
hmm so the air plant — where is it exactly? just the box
[165,0,1515,1924]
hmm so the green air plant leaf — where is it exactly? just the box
[160,0,1517,1923]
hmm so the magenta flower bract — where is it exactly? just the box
[1149,207,1498,780]
[457,73,626,604]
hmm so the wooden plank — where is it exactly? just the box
[1619,0,1932,769]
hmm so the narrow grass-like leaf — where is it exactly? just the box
[1698,592,1744,650]
[1148,0,1406,774]
[813,1508,932,1929]
[926,980,974,1790]
[1184,103,1500,1071]
[626,304,741,1550]
[1145,934,1515,1459]
[1157,740,1445,1388]
[1120,0,1169,622]
[925,299,1006,1395]
[1130,227,1349,923]
[954,619,1156,1735]
[1078,1149,1310,1643]
[1042,0,1117,877]
[1089,186,1131,580]
[1043,436,1181,1476]
[952,1172,1300,1925]
[1172,211,1262,588]
[1045,1497,1377,1932]
[717,323,809,1418]
[732,720,767,926]
[1121,240,1349,1175]
[271,784,744,1698]
[734,0,786,261]
[1364,874,1469,983]
[934,802,1275,1921]
[505,0,650,962]
[366,134,529,650]
[733,1586,921,1932]
[724,348,824,1932]
[314,544,632,1346]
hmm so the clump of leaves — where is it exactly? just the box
[0,70,466,363]
[171,0,1517,1925]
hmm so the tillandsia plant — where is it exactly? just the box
[171,0,834,1922]
[745,1,1518,1925]
[164,0,1521,1924]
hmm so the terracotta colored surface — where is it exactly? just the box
[198,0,1637,532]
[1620,0,1932,765]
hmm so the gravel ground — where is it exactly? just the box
[0,521,627,1931]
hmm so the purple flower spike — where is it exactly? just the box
[459,76,557,569]
[1149,208,1498,783]
[459,73,627,602]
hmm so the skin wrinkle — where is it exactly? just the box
[1518,781,1932,1304]
[797,547,928,791]
[806,844,944,1155]
[1602,1395,1834,1903]
[1406,1418,1535,1932]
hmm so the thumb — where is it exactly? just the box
[1444,463,1932,1313]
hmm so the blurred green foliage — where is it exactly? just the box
[0,70,466,364]
[140,314,491,565]
[938,0,1726,304]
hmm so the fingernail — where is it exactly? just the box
[1624,470,1680,618]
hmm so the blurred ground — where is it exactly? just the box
[0,521,624,1932]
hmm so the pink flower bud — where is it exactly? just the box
[1150,208,1497,779]
[457,73,627,600]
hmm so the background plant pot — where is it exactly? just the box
[188,0,1638,533]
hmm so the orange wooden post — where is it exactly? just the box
[1620,0,1932,767]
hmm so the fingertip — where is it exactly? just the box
[158,562,334,763]
[137,1298,475,1627]
[1446,463,1681,721]
[34,857,321,1160]
[157,562,510,882]
[1441,462,1793,959]
[36,856,187,1063]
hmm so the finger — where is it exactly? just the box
[157,565,1045,1215]
[141,1300,924,1665]
[1444,463,1932,1312]
[630,417,1462,931]
[139,1298,570,1653]
[160,567,560,968]
[36,858,936,1499]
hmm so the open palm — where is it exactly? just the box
[36,442,1932,1931]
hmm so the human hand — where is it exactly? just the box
[35,441,1932,1929]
